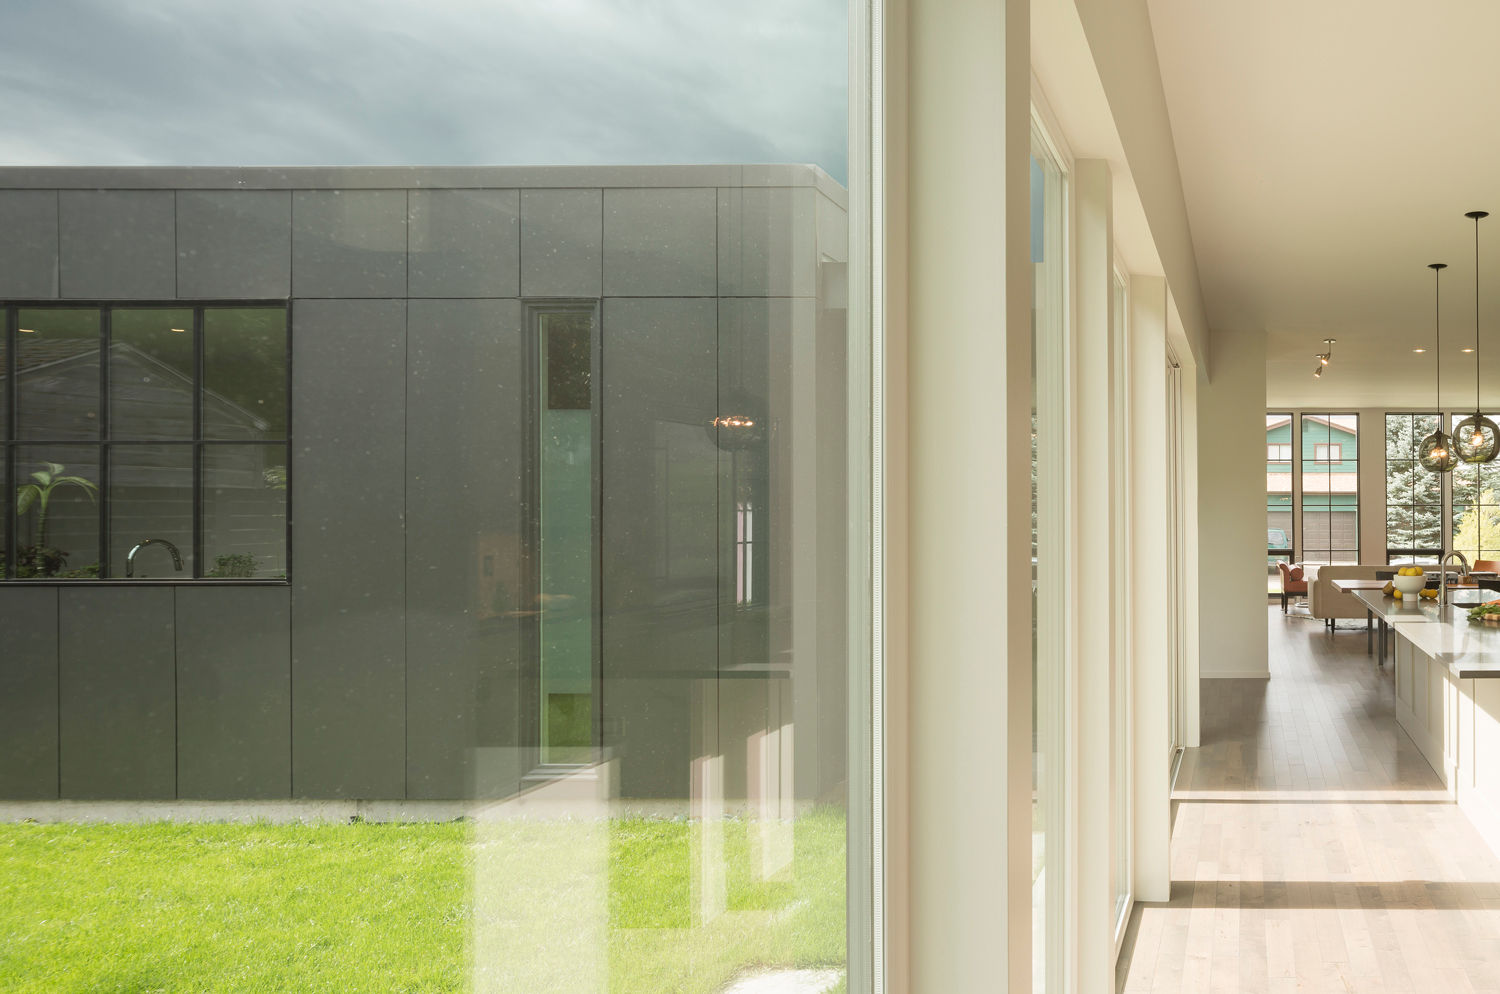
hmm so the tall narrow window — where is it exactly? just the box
[1030,125,1068,994]
[1266,413,1294,590]
[1385,413,1443,565]
[535,306,597,767]
[1299,413,1359,565]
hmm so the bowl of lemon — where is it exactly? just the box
[1390,566,1427,598]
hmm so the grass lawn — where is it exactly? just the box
[0,809,845,994]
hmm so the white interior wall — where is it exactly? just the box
[1196,327,1270,678]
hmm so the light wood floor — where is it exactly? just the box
[1116,605,1500,993]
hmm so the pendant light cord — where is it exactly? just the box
[1477,214,1483,413]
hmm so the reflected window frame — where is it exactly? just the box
[2,300,291,582]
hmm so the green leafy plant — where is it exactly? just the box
[14,462,99,578]
[206,552,258,578]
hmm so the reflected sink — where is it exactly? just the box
[1447,589,1497,608]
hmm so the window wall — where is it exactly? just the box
[0,5,875,994]
[1299,413,1359,564]
[1385,413,1443,564]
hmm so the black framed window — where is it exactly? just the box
[1451,412,1500,567]
[1385,412,1443,564]
[1300,412,1359,565]
[3,303,289,580]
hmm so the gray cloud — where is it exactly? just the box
[0,0,848,181]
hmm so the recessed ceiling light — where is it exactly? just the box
[170,328,187,334]
[1414,348,1427,353]
[1462,347,1476,352]
[18,328,34,334]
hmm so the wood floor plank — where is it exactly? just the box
[1116,605,1500,993]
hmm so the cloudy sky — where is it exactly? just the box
[0,0,849,181]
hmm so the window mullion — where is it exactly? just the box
[99,307,111,579]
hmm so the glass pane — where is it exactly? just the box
[204,308,288,441]
[16,309,101,441]
[203,444,287,578]
[1301,413,1357,563]
[12,444,100,578]
[110,308,195,440]
[1031,132,1066,994]
[538,310,594,766]
[110,444,194,578]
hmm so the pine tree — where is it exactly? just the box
[1384,415,1442,557]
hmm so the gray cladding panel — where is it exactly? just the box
[58,587,176,799]
[0,191,60,298]
[176,191,292,299]
[0,588,59,798]
[175,586,291,799]
[292,191,407,298]
[408,189,520,298]
[291,299,406,798]
[716,187,817,297]
[405,299,525,798]
[601,298,719,798]
[59,191,175,299]
[602,188,716,296]
[520,189,601,298]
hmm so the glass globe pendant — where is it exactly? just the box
[1454,412,1499,463]
[1420,428,1457,472]
[1459,211,1500,463]
[1420,263,1458,472]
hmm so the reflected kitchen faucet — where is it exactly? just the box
[126,538,184,578]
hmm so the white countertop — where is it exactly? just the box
[1388,601,1500,678]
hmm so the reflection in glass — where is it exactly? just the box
[16,309,101,441]
[110,445,193,577]
[204,308,288,440]
[109,308,195,440]
[12,445,100,578]
[538,309,596,766]
[203,444,288,578]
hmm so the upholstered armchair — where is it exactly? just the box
[1277,561,1308,613]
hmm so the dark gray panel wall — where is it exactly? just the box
[176,191,292,299]
[176,586,291,798]
[520,189,602,297]
[292,191,407,298]
[0,191,60,298]
[406,299,525,798]
[0,588,59,798]
[408,191,520,298]
[58,191,176,299]
[58,587,175,798]
[291,299,407,798]
[601,298,719,798]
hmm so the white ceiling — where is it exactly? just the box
[1147,0,1500,409]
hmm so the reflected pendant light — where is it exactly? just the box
[1420,263,1457,472]
[1455,210,1500,463]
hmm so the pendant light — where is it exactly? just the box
[1420,263,1457,472]
[1454,210,1500,463]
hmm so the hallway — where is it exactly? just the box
[1117,606,1500,992]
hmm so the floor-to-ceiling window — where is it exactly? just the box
[0,4,879,993]
[1030,123,1068,994]
[1266,413,1294,590]
[1451,413,1500,565]
[1385,412,1443,565]
[1300,413,1359,565]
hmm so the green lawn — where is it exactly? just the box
[0,810,846,994]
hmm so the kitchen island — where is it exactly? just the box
[1372,590,1500,856]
